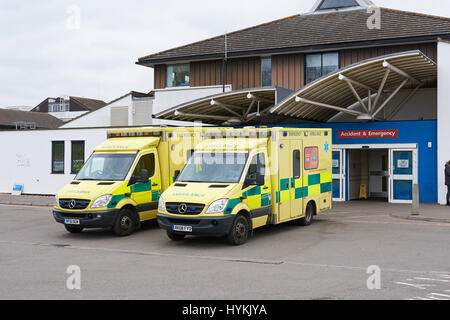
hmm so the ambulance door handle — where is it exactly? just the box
[263,186,269,190]
[152,183,159,187]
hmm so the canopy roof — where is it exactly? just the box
[155,87,293,125]
[270,50,437,122]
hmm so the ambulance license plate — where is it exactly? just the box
[64,219,80,225]
[172,225,192,233]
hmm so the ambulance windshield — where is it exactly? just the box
[76,153,136,181]
[178,152,249,184]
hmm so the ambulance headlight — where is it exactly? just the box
[158,196,165,212]
[91,195,112,209]
[205,199,229,214]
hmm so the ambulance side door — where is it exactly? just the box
[278,140,291,222]
[130,151,161,221]
[290,139,304,218]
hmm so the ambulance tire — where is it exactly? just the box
[113,208,136,237]
[227,214,249,246]
[65,225,83,233]
[167,231,186,241]
[298,202,314,226]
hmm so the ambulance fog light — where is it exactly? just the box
[205,199,229,214]
[212,220,218,226]
[91,195,112,208]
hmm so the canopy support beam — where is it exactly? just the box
[210,99,244,120]
[372,79,408,118]
[295,97,362,117]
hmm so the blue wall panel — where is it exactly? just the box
[275,121,437,203]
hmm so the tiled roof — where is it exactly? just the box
[0,108,64,129]
[70,96,107,111]
[138,8,450,64]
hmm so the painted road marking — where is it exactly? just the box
[414,277,450,283]
[0,204,51,209]
[319,217,450,228]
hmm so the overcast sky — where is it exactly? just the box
[1,0,449,107]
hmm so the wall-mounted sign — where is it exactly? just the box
[12,184,23,196]
[338,130,398,139]
[332,159,339,168]
[397,159,410,169]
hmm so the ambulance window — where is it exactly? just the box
[247,153,265,176]
[51,141,65,174]
[304,147,319,170]
[293,150,301,178]
[133,153,155,178]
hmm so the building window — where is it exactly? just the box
[261,57,272,87]
[318,0,359,10]
[166,64,190,87]
[52,141,65,174]
[305,52,339,84]
[48,98,70,112]
[71,141,85,174]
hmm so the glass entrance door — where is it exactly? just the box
[332,149,346,201]
[389,149,417,204]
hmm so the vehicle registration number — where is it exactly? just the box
[64,219,80,225]
[172,225,192,232]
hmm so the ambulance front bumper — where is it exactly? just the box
[157,213,235,236]
[53,208,119,228]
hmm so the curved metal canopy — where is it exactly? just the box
[270,50,437,122]
[155,87,292,125]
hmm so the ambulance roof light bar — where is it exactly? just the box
[107,131,163,139]
[202,130,271,139]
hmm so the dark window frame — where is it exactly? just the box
[304,52,340,84]
[71,141,85,174]
[51,141,65,174]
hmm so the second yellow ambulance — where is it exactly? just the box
[157,128,332,245]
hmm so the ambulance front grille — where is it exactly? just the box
[59,199,91,210]
[166,203,205,215]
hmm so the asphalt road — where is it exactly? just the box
[0,202,449,300]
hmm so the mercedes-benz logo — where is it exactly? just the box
[178,203,187,214]
[69,199,77,209]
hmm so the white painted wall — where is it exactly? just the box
[0,128,110,195]
[437,41,450,205]
[61,94,132,128]
[48,111,88,122]
[152,85,232,114]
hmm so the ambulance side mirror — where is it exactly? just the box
[174,170,181,181]
[244,172,264,189]
[129,169,149,186]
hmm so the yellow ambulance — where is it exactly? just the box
[53,127,201,236]
[157,127,332,245]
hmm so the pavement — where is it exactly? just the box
[1,201,450,300]
[0,194,54,207]
[1,194,449,223]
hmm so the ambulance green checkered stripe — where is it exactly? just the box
[224,187,272,215]
[107,180,161,209]
[275,174,332,203]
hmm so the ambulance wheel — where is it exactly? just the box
[227,215,249,246]
[298,202,314,226]
[113,208,136,237]
[65,225,83,233]
[167,231,186,241]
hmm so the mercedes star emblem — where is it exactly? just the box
[178,203,188,214]
[69,199,77,209]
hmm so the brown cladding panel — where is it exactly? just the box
[154,65,166,89]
